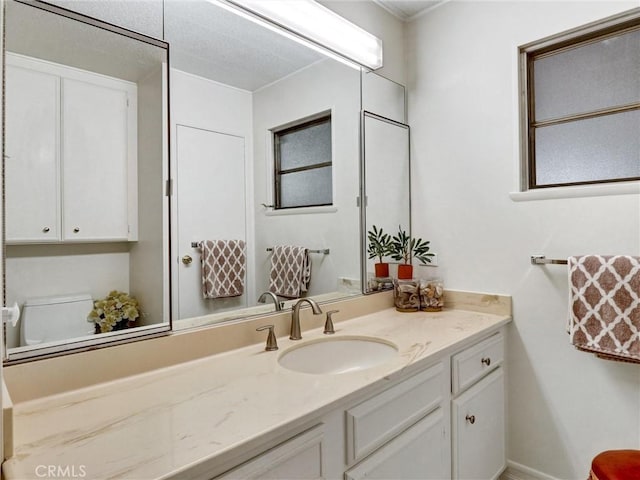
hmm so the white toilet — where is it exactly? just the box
[20,293,95,346]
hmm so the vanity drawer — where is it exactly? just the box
[346,362,444,464]
[452,332,503,395]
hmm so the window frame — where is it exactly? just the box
[518,8,640,191]
[272,112,333,210]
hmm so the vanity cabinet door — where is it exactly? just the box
[215,425,324,480]
[452,367,505,480]
[62,78,132,241]
[5,63,60,243]
[345,408,449,480]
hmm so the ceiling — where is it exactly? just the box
[374,0,445,21]
[6,0,326,92]
[7,0,444,91]
[164,0,325,91]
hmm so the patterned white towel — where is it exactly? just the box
[568,255,640,363]
[268,245,311,299]
[200,240,246,299]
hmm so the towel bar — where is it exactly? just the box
[267,247,330,254]
[191,243,330,255]
[531,255,568,265]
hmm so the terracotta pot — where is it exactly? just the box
[397,264,413,280]
[374,263,389,278]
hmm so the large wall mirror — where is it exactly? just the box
[3,0,170,361]
[3,0,410,363]
[164,0,363,329]
[360,73,410,293]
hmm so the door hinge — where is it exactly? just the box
[165,179,173,196]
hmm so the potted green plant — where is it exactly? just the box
[390,226,434,280]
[367,225,392,278]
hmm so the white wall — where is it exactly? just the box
[407,2,640,478]
[130,64,167,326]
[252,60,361,297]
[5,245,131,348]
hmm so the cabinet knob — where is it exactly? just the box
[182,255,193,265]
[465,414,476,425]
[42,226,50,233]
[73,227,80,233]
[481,357,491,366]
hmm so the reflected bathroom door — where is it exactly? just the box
[175,125,247,319]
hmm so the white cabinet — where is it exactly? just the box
[345,363,444,463]
[5,63,60,242]
[5,53,137,243]
[215,425,324,480]
[345,409,448,480]
[452,333,506,480]
[345,363,450,479]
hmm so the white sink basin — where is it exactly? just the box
[278,336,398,374]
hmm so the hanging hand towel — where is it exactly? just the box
[200,240,246,299]
[568,255,640,363]
[268,245,311,299]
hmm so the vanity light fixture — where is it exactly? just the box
[218,0,383,70]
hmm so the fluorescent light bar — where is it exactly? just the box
[226,0,383,70]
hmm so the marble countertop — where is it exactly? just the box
[2,307,510,480]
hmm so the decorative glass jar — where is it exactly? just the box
[419,278,444,312]
[393,278,420,312]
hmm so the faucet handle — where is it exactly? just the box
[256,325,278,351]
[324,310,339,335]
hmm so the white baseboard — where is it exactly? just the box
[500,461,562,480]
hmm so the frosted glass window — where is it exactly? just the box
[535,110,640,186]
[274,114,332,208]
[278,120,331,170]
[534,29,640,122]
[521,14,640,189]
[279,167,333,208]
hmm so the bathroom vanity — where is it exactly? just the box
[2,291,511,480]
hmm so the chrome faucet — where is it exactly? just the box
[258,291,283,311]
[290,298,323,340]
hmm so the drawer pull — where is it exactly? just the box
[42,226,50,233]
[465,414,476,425]
[73,227,80,233]
[481,357,491,366]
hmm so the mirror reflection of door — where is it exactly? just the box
[362,112,411,291]
[176,126,247,320]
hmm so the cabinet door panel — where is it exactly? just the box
[453,367,505,480]
[346,362,444,463]
[5,64,60,242]
[345,409,448,480]
[215,425,324,480]
[62,78,129,240]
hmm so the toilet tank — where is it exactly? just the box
[20,293,95,346]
